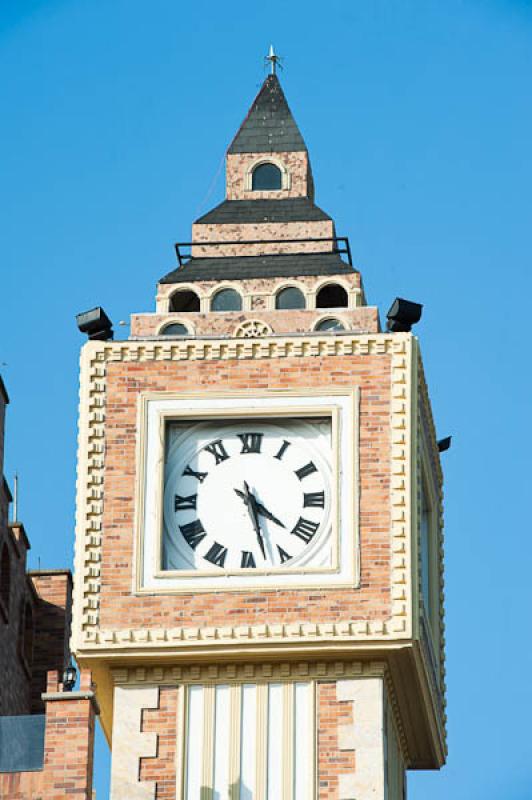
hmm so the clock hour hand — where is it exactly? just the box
[254,501,286,529]
[234,488,285,529]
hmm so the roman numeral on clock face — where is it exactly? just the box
[204,439,230,465]
[295,461,317,481]
[274,440,290,460]
[303,491,325,509]
[182,465,208,483]
[240,550,256,568]
[179,519,207,550]
[291,516,319,543]
[204,541,228,567]
[238,432,263,454]
[174,493,197,511]
[277,545,292,564]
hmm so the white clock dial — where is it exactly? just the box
[162,419,332,572]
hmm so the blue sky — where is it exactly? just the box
[1,1,531,798]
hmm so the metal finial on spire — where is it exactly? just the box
[265,44,283,75]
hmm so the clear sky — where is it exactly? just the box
[1,1,531,798]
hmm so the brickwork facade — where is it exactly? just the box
[132,306,378,338]
[98,352,392,632]
[191,219,334,257]
[0,670,97,800]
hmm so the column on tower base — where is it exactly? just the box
[108,665,406,800]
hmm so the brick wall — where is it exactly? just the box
[191,219,334,257]
[0,670,97,800]
[29,571,73,712]
[139,687,178,800]
[226,151,311,200]
[131,307,379,337]
[0,525,33,715]
[97,351,392,632]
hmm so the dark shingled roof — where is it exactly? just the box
[160,252,355,284]
[228,74,307,154]
[195,198,331,225]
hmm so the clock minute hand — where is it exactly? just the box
[237,483,266,559]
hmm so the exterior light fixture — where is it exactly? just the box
[75,307,113,341]
[386,298,423,332]
[63,661,77,692]
[437,436,452,453]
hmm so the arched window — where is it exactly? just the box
[275,287,306,310]
[0,544,10,618]
[315,318,345,332]
[316,283,348,309]
[211,288,242,312]
[169,289,200,313]
[252,163,282,191]
[23,601,34,668]
[160,323,189,336]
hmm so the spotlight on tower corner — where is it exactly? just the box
[386,298,423,333]
[75,307,114,341]
[437,436,452,453]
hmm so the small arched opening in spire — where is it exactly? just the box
[211,288,242,312]
[275,286,306,310]
[316,283,348,309]
[169,289,200,313]
[252,163,282,191]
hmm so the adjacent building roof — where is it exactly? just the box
[194,198,331,225]
[160,252,355,284]
[228,74,307,154]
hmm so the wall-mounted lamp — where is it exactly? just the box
[386,298,423,332]
[75,307,113,341]
[63,661,77,692]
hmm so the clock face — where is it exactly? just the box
[162,418,333,573]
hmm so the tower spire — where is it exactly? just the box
[265,44,282,75]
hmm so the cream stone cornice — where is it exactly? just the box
[72,332,413,654]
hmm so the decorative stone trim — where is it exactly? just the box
[84,618,405,649]
[244,157,291,191]
[337,678,386,799]
[109,659,387,687]
[72,332,413,650]
[110,686,159,800]
[416,347,446,697]
[233,319,273,337]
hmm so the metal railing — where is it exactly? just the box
[174,236,353,267]
[0,714,45,773]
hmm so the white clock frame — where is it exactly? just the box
[135,388,359,593]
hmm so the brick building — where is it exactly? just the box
[0,374,97,799]
[71,68,447,799]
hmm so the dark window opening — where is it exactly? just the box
[169,290,200,313]
[275,287,306,310]
[211,289,242,312]
[316,284,348,309]
[0,544,10,619]
[23,602,34,669]
[252,163,282,191]
[160,323,189,336]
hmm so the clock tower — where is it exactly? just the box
[72,69,446,799]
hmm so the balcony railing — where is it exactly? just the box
[0,714,45,773]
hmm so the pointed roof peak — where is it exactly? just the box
[228,72,307,155]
